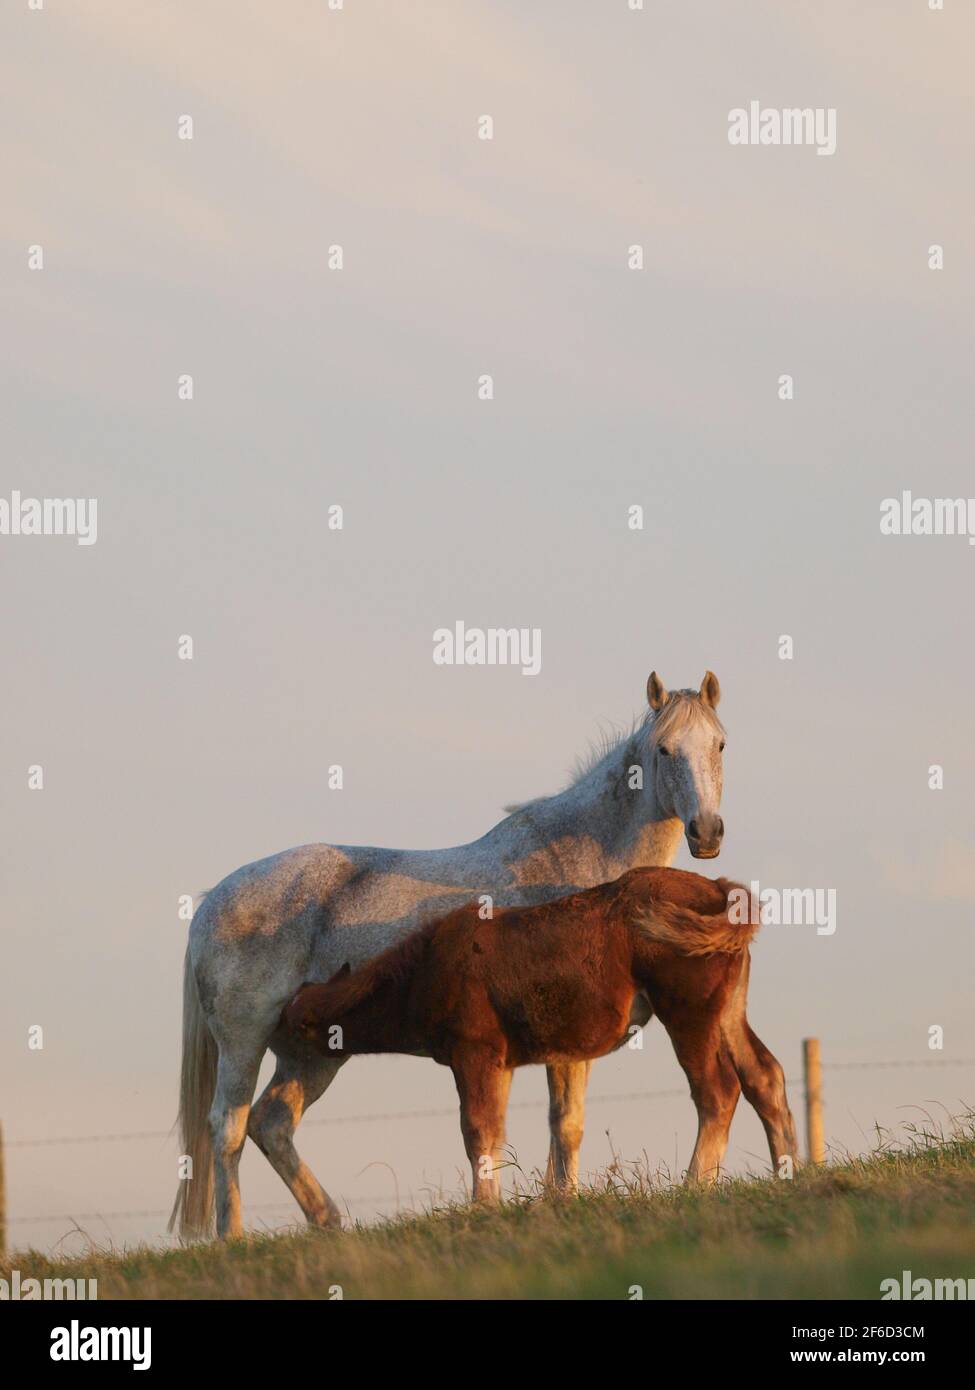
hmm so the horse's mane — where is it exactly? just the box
[505,690,724,814]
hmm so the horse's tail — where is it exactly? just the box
[167,941,217,1238]
[635,879,758,957]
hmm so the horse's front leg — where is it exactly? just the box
[545,1060,591,1192]
[452,1045,510,1203]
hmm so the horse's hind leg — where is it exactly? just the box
[684,1042,740,1183]
[209,1042,265,1239]
[451,1045,511,1203]
[247,1052,346,1229]
[720,957,799,1174]
[728,1021,799,1175]
[656,1011,740,1183]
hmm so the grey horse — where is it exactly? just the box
[171,670,725,1237]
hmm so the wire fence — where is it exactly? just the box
[8,1056,974,1152]
[4,1055,973,1230]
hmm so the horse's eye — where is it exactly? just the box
[659,746,670,757]
[719,741,726,752]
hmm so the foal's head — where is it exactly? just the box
[646,671,725,859]
[282,973,345,1047]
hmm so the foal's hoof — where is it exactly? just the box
[543,1181,578,1201]
[309,1195,344,1231]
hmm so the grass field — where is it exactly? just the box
[7,1119,975,1300]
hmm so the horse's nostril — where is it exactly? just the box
[689,817,722,843]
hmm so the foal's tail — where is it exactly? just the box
[636,879,758,956]
[167,942,218,1238]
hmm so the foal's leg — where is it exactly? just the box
[494,1066,514,1169]
[720,957,800,1174]
[658,1016,741,1184]
[544,1060,591,1192]
[452,1046,511,1203]
[247,1051,346,1229]
[727,1022,800,1175]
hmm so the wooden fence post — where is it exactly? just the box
[803,1037,825,1164]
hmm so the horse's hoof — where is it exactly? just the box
[309,1196,344,1231]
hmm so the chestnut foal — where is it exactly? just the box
[281,867,798,1201]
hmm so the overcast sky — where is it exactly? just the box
[2,0,973,1254]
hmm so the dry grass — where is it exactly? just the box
[6,1116,975,1300]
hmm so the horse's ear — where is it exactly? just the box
[325,961,352,985]
[647,671,668,710]
[699,670,720,708]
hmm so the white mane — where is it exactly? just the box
[504,691,724,816]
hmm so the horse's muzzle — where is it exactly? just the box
[687,816,724,859]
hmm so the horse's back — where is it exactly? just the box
[617,865,731,915]
[188,844,370,1026]
[188,841,482,1033]
[192,843,362,947]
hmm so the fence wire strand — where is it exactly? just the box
[5,1056,972,1229]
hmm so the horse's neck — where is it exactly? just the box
[620,815,685,873]
[482,729,683,887]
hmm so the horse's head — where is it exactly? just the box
[646,670,725,859]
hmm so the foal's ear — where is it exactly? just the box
[326,961,352,985]
[699,670,721,708]
[647,671,668,710]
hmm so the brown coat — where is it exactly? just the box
[282,866,797,1198]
